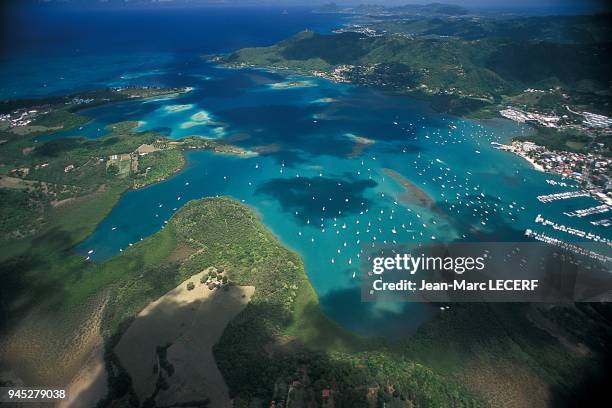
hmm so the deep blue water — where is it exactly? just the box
[2,6,610,337]
[0,6,342,99]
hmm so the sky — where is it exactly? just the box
[4,0,611,14]
[22,0,611,7]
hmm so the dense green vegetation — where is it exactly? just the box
[95,197,486,407]
[226,30,611,108]
[370,13,612,43]
[133,149,185,188]
[486,41,610,87]
[0,188,45,239]
[224,11,612,128]
[0,122,158,239]
[93,197,612,407]
[29,109,91,131]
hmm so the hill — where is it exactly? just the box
[223,30,612,115]
[316,2,470,17]
[371,14,612,44]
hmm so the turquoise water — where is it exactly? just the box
[70,65,609,336]
[4,6,609,337]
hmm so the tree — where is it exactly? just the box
[187,282,195,291]
[107,163,120,176]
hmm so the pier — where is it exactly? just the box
[534,214,611,245]
[537,190,589,203]
[591,218,611,227]
[525,229,612,264]
[563,204,610,218]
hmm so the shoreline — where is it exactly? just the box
[512,149,546,172]
[217,59,498,119]
[520,154,546,172]
[490,141,548,173]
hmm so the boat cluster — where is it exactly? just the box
[525,229,612,264]
[534,214,611,245]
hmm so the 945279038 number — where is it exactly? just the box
[1,387,67,402]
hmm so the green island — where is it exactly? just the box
[218,9,612,205]
[1,94,610,405]
[220,11,612,154]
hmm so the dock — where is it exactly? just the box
[537,190,590,203]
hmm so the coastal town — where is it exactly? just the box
[309,62,493,101]
[495,87,612,259]
[0,108,46,128]
[493,140,611,205]
[499,103,612,134]
[493,136,612,263]
[333,24,385,37]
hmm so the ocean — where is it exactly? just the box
[1,5,608,337]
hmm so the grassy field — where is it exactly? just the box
[115,268,254,407]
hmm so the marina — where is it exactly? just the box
[537,191,590,203]
[525,229,612,264]
[534,214,611,245]
[591,218,612,227]
[564,204,610,218]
